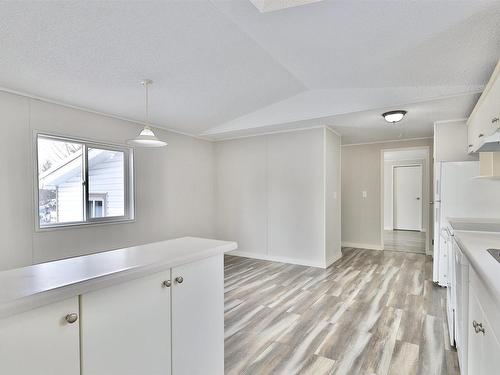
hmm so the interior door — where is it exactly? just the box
[393,165,422,231]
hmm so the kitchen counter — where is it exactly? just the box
[0,237,237,319]
[448,217,500,232]
[453,230,500,308]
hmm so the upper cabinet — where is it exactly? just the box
[467,60,500,153]
[434,120,478,162]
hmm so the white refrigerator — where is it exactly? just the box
[433,161,500,286]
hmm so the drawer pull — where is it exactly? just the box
[468,144,473,148]
[492,117,499,124]
[478,133,484,138]
[175,276,184,284]
[65,313,78,324]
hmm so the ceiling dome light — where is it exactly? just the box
[382,110,407,124]
[127,79,167,148]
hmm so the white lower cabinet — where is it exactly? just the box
[0,253,224,375]
[467,273,500,375]
[80,270,172,375]
[172,254,224,375]
[0,297,80,375]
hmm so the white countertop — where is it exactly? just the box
[453,230,500,307]
[0,237,237,319]
[448,217,500,233]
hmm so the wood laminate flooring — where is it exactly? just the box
[384,230,426,254]
[224,248,459,375]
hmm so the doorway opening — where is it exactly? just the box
[381,147,430,254]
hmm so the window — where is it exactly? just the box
[88,194,107,218]
[37,134,134,229]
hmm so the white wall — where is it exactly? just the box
[342,138,434,251]
[215,127,341,268]
[0,91,215,270]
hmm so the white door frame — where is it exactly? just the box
[392,164,423,231]
[380,146,431,254]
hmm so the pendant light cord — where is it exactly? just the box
[144,80,150,128]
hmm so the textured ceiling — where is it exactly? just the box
[0,0,499,143]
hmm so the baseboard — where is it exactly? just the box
[325,253,342,267]
[341,242,383,251]
[227,250,326,268]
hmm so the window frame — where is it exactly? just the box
[35,132,135,231]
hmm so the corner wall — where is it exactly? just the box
[325,128,342,265]
[215,127,341,268]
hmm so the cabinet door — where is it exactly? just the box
[467,121,476,153]
[0,297,80,375]
[81,271,171,375]
[481,309,500,375]
[468,288,482,375]
[172,254,224,375]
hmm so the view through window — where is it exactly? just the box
[37,135,133,228]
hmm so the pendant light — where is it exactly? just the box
[127,79,167,147]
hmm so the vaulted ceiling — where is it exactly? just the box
[1,0,499,143]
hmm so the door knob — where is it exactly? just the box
[65,313,78,324]
[175,276,184,284]
[162,280,171,288]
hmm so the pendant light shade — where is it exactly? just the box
[127,79,167,148]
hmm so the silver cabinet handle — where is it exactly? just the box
[492,117,499,124]
[175,276,184,284]
[473,321,486,334]
[416,197,421,200]
[162,280,171,288]
[479,133,484,138]
[65,313,78,324]
[468,144,473,148]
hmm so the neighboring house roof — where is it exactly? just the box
[39,149,109,188]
